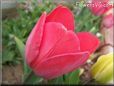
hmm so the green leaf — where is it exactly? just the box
[13,35,43,84]
[2,50,15,63]
[13,35,29,81]
[48,76,64,85]
[65,69,80,84]
[24,71,43,84]
[13,35,27,81]
[13,35,25,58]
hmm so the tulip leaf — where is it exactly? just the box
[13,35,43,84]
[23,62,43,84]
[13,35,25,58]
[65,69,80,84]
[48,76,64,85]
[13,35,26,67]
[24,71,43,84]
[13,35,27,80]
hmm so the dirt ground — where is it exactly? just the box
[2,64,23,84]
[1,63,95,85]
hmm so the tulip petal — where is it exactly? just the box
[50,30,80,56]
[38,22,80,61]
[33,52,89,79]
[46,5,75,30]
[102,14,114,28]
[76,32,100,54]
[89,0,112,15]
[25,12,46,66]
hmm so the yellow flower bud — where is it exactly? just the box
[91,53,113,84]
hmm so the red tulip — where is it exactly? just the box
[25,5,100,79]
[102,13,114,28]
[89,0,113,16]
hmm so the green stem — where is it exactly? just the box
[63,75,66,82]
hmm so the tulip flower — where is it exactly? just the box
[25,5,100,79]
[101,6,114,29]
[91,53,113,84]
[88,0,113,16]
[100,7,114,54]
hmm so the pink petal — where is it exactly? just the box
[25,12,46,66]
[33,52,89,79]
[76,32,100,54]
[37,22,80,62]
[50,30,80,56]
[46,5,75,30]
[89,0,112,16]
[102,14,114,28]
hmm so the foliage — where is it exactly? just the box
[2,0,56,64]
[75,7,102,33]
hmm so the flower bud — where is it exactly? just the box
[91,53,113,84]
